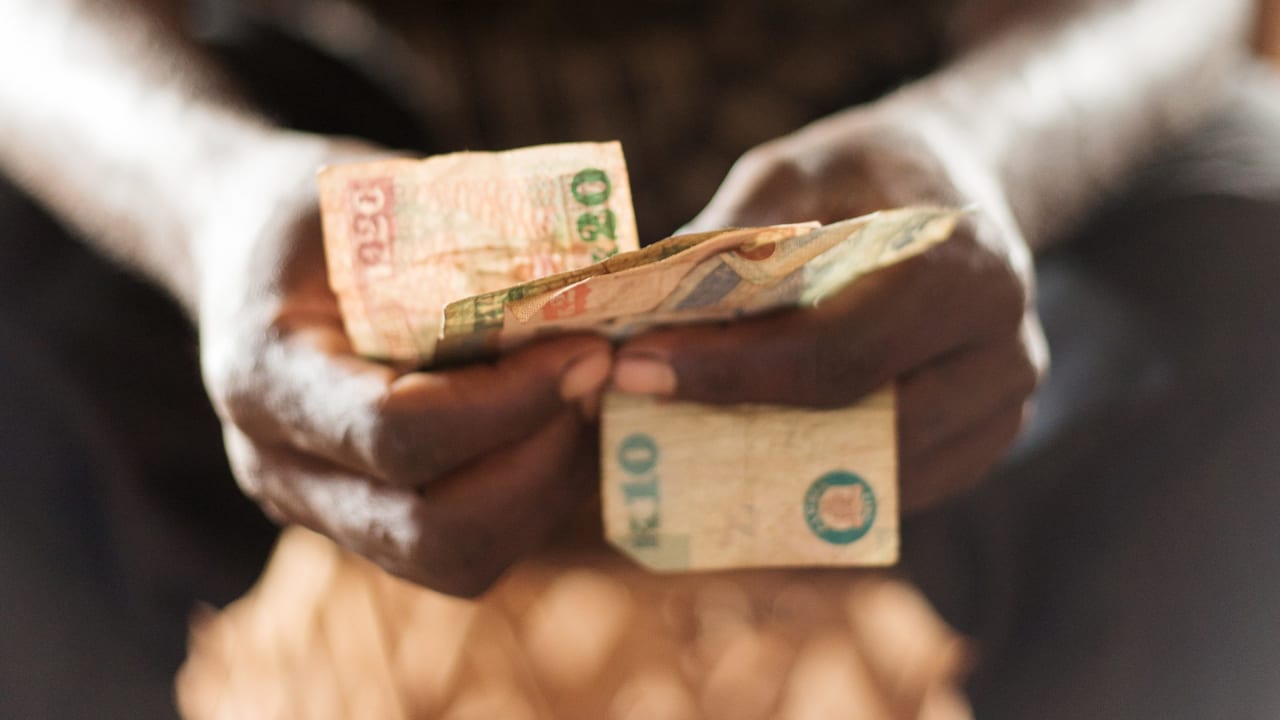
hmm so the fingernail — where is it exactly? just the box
[560,351,613,402]
[613,355,677,396]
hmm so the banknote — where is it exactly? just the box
[434,227,745,363]
[436,207,961,366]
[436,223,813,364]
[601,389,898,571]
[318,142,639,362]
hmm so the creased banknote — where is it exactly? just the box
[437,208,960,366]
[601,389,899,571]
[318,141,638,361]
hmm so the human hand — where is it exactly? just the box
[196,135,614,596]
[614,107,1048,512]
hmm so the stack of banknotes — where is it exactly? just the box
[318,142,961,571]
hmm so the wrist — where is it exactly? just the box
[191,131,337,324]
[191,131,389,336]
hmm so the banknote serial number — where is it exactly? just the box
[570,168,619,263]
[346,177,396,275]
[617,433,661,548]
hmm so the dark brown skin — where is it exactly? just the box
[614,114,1044,513]
[0,0,1254,595]
[196,139,619,597]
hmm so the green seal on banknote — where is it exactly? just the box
[617,433,659,475]
[804,470,876,545]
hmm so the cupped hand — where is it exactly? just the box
[195,135,613,596]
[615,108,1048,513]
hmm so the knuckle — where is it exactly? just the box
[220,375,265,433]
[222,429,271,504]
[231,470,266,504]
[948,218,1032,334]
[254,496,290,525]
[203,334,271,433]
[369,407,445,484]
[734,142,791,181]
[982,264,1029,334]
[947,216,982,254]
[718,144,812,223]
[1010,342,1042,399]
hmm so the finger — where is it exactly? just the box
[611,273,910,407]
[899,399,1029,514]
[229,410,592,597]
[213,322,612,487]
[897,334,1041,460]
[408,411,599,594]
[613,243,984,408]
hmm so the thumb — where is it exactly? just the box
[611,307,889,409]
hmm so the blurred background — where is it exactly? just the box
[5,1,1280,719]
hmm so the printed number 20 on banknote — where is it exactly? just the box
[317,142,639,363]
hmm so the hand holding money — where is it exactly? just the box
[199,138,620,597]
[286,117,1044,589]
[317,141,978,576]
[629,112,1048,514]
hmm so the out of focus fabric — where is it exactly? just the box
[7,6,1280,718]
[177,528,972,720]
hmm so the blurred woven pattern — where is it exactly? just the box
[178,527,971,719]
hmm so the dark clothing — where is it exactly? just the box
[0,178,276,720]
[211,0,955,235]
[5,9,1280,717]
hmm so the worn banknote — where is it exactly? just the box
[436,207,961,365]
[318,142,639,362]
[601,389,899,571]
